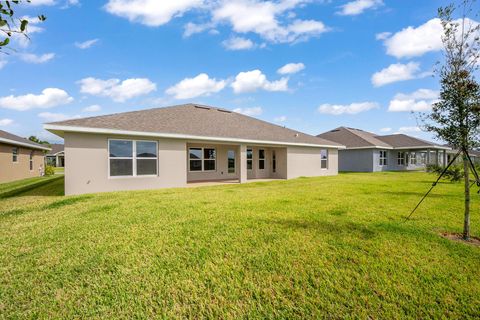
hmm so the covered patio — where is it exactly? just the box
[186,142,287,184]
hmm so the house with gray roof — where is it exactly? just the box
[44,104,344,195]
[0,130,51,183]
[317,127,450,172]
[46,144,65,168]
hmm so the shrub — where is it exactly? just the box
[44,165,55,176]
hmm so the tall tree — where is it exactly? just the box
[0,0,46,51]
[422,0,480,240]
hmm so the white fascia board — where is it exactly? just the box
[393,146,452,151]
[44,124,347,149]
[0,137,51,151]
[346,146,394,150]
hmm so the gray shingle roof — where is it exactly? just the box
[45,104,343,148]
[376,134,442,148]
[317,127,391,149]
[317,127,448,150]
[0,130,51,151]
[46,143,64,155]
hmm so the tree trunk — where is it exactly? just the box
[463,153,471,240]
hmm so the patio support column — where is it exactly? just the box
[435,150,439,166]
[239,144,247,183]
[443,150,447,167]
[427,149,431,164]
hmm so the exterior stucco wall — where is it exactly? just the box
[0,142,45,183]
[286,147,338,179]
[338,149,374,172]
[64,132,187,195]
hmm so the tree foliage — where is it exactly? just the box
[0,0,46,51]
[28,135,49,145]
[422,1,480,150]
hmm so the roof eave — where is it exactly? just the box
[44,124,346,149]
[0,137,51,151]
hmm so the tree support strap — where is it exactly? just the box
[404,149,462,222]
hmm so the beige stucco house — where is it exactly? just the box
[0,130,51,183]
[44,104,344,195]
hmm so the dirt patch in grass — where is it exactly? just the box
[441,232,480,247]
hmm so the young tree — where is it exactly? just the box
[0,1,46,51]
[422,0,480,240]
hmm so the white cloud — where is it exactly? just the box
[0,88,73,111]
[0,57,7,69]
[337,0,383,16]
[317,102,379,115]
[105,0,329,45]
[233,106,263,116]
[104,0,204,27]
[183,22,216,37]
[381,18,480,58]
[379,127,392,132]
[78,77,157,102]
[231,69,288,93]
[277,62,305,75]
[165,73,226,99]
[375,31,391,40]
[38,112,81,122]
[82,104,102,112]
[0,118,13,126]
[398,126,421,133]
[222,37,254,50]
[274,115,287,122]
[29,0,56,5]
[382,18,443,59]
[75,39,99,49]
[19,52,55,64]
[212,1,329,43]
[371,62,429,87]
[388,88,439,112]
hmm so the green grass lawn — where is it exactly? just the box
[0,175,63,199]
[0,172,479,318]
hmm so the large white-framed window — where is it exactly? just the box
[108,139,158,177]
[258,149,265,170]
[12,147,18,163]
[379,150,388,166]
[397,152,405,166]
[227,150,235,174]
[247,148,253,170]
[320,149,328,169]
[188,147,216,172]
[29,151,34,171]
[410,152,417,165]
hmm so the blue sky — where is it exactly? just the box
[0,0,473,143]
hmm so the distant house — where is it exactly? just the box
[44,104,345,195]
[0,130,51,183]
[445,146,480,165]
[46,144,65,167]
[317,127,451,172]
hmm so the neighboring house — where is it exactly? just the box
[46,144,65,167]
[0,130,51,183]
[317,127,451,172]
[44,104,344,195]
[445,146,480,165]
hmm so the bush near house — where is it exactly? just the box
[0,172,479,318]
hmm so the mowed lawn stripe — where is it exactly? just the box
[0,172,479,318]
